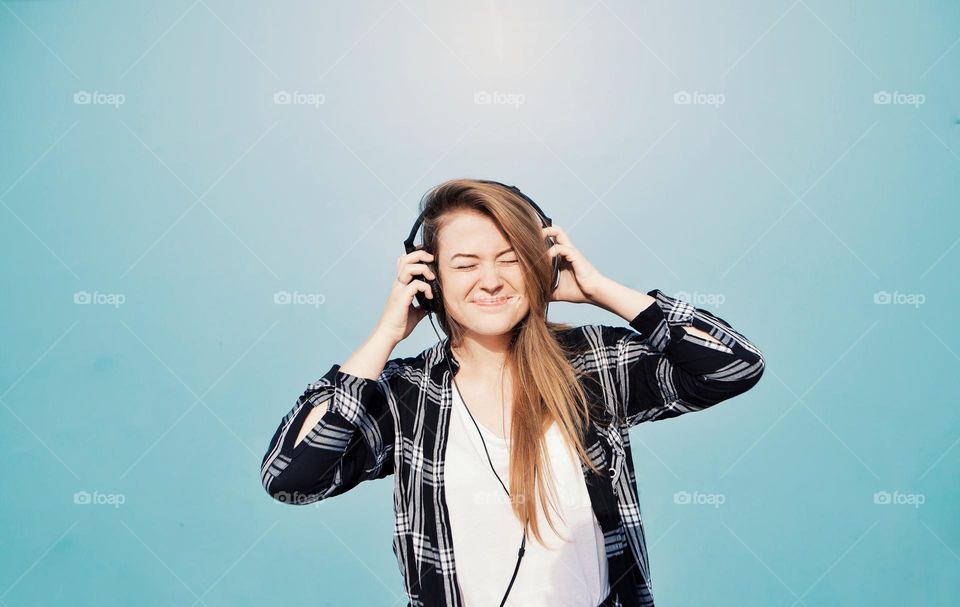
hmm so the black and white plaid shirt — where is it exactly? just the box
[261,289,765,607]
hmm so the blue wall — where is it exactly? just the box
[1,1,958,605]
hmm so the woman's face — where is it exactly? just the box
[436,210,530,337]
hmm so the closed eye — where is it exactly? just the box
[454,259,518,269]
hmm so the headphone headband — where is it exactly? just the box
[402,179,553,251]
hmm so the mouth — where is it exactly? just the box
[472,296,517,308]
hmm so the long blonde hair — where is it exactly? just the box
[420,178,604,546]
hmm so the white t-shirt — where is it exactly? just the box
[445,384,610,606]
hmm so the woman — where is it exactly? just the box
[261,178,765,607]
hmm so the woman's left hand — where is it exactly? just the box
[543,225,608,304]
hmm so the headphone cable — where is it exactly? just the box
[427,312,528,607]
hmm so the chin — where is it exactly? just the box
[471,319,517,334]
[466,311,528,334]
[449,299,530,333]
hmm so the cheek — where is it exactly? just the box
[442,275,469,300]
[506,269,527,292]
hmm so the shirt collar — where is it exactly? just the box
[430,335,461,376]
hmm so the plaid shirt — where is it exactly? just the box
[261,289,765,607]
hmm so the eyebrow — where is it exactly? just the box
[449,247,514,261]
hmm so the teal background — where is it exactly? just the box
[1,1,958,605]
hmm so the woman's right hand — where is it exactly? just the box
[374,247,437,346]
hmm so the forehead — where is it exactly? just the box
[437,211,510,255]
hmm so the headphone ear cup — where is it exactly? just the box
[547,235,561,291]
[414,290,431,313]
[429,275,443,313]
[414,262,442,314]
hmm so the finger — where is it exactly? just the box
[542,225,572,246]
[398,263,436,283]
[407,279,434,300]
[547,243,576,261]
[405,248,435,264]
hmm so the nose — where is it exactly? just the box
[478,261,505,292]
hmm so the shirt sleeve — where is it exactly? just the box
[259,359,401,505]
[601,289,765,427]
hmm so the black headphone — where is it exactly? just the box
[402,179,560,606]
[402,179,561,326]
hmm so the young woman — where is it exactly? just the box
[261,179,765,607]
